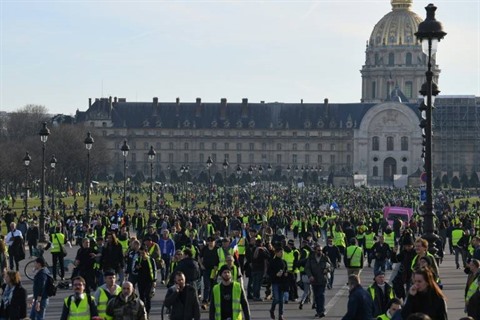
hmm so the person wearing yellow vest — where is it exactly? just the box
[210,265,251,320]
[134,246,157,315]
[283,239,300,302]
[224,255,243,287]
[465,259,480,317]
[376,298,402,320]
[368,270,395,317]
[217,238,236,270]
[411,238,439,278]
[60,276,98,320]
[333,225,346,255]
[233,230,247,274]
[364,228,377,268]
[93,270,122,320]
[344,238,364,276]
[452,225,465,269]
[50,226,67,281]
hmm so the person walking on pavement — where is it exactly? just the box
[372,236,391,275]
[464,259,480,318]
[94,270,122,320]
[106,281,147,320]
[209,265,251,320]
[49,225,67,281]
[5,222,24,271]
[164,271,201,320]
[345,238,364,277]
[267,246,288,320]
[30,257,50,320]
[322,237,341,289]
[305,243,332,318]
[342,274,375,320]
[133,246,157,315]
[60,276,99,320]
[368,270,395,317]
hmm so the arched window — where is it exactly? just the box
[402,166,408,175]
[373,166,379,177]
[401,136,408,151]
[406,52,412,65]
[387,136,394,151]
[388,53,395,66]
[372,136,379,151]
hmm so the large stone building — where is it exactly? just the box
[75,0,480,186]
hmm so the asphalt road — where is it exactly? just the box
[17,239,469,320]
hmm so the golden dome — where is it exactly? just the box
[369,0,423,47]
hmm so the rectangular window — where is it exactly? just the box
[184,142,189,150]
[237,153,242,164]
[236,143,242,151]
[200,142,205,150]
[249,153,254,163]
[405,81,413,99]
[199,153,204,164]
[212,143,217,150]
[292,154,298,164]
[330,154,335,164]
[318,155,323,164]
[262,154,267,163]
[224,154,230,161]
[276,154,282,164]
[249,143,254,151]
[305,154,310,164]
[262,143,267,151]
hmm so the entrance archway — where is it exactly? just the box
[383,157,397,182]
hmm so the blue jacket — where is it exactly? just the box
[33,267,50,301]
[158,237,175,257]
[342,284,374,320]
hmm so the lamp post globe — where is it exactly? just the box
[84,132,94,221]
[148,146,156,219]
[121,139,130,212]
[49,154,57,213]
[23,152,31,215]
[415,3,446,254]
[39,122,50,241]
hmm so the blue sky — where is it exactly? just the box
[1,0,479,115]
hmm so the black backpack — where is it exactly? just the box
[45,274,57,297]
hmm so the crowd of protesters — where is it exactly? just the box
[0,184,479,319]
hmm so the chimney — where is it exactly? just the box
[241,98,248,118]
[153,97,158,104]
[114,97,117,103]
[176,97,180,104]
[301,99,303,104]
[260,101,265,104]
[196,97,201,104]
[109,96,112,103]
[242,98,248,104]
[324,98,329,105]
[89,98,92,108]
[220,98,227,120]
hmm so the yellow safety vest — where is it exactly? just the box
[383,232,395,248]
[212,282,242,320]
[283,250,295,272]
[368,285,394,302]
[377,314,391,320]
[346,245,362,268]
[299,248,310,273]
[410,252,436,271]
[217,247,234,269]
[452,229,463,246]
[136,257,156,281]
[237,238,246,255]
[118,238,129,254]
[97,286,122,320]
[365,233,376,249]
[333,231,346,248]
[466,275,479,303]
[64,295,95,320]
[51,233,65,254]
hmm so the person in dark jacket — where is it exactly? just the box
[0,270,27,320]
[367,270,395,317]
[267,246,288,320]
[322,237,341,289]
[401,268,448,320]
[106,281,147,320]
[101,233,125,277]
[164,271,201,320]
[170,248,201,289]
[342,274,375,320]
[26,221,40,258]
[305,243,332,318]
[30,257,50,320]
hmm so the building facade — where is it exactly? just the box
[75,0,480,186]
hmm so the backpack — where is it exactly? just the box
[45,274,57,297]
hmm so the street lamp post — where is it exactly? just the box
[223,158,229,209]
[415,3,446,253]
[121,139,130,213]
[236,164,242,210]
[148,146,156,219]
[23,152,31,215]
[49,155,57,213]
[84,132,94,222]
[267,164,272,205]
[206,156,213,213]
[39,122,50,241]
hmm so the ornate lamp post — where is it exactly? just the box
[148,146,156,218]
[39,122,50,241]
[222,158,229,209]
[415,3,446,253]
[84,132,94,221]
[121,139,130,212]
[49,155,57,213]
[23,152,31,215]
[236,164,242,210]
[206,156,213,212]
